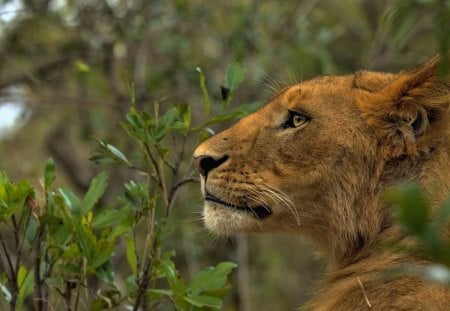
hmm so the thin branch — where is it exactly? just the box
[168,177,198,203]
[12,216,21,283]
[0,57,71,90]
[0,230,17,310]
[34,225,48,311]
[163,158,176,173]
[143,143,161,186]
[0,231,15,280]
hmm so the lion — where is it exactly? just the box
[193,55,450,310]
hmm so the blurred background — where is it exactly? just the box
[0,0,448,310]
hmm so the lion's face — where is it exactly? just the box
[194,58,448,257]
[194,75,382,237]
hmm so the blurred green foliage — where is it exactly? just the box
[0,161,237,309]
[385,184,450,285]
[0,62,252,309]
[0,0,449,310]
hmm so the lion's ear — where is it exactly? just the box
[352,71,398,92]
[357,56,449,158]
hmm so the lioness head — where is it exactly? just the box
[194,56,449,260]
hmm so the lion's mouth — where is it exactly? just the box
[204,192,272,218]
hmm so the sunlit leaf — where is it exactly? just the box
[17,266,34,308]
[73,220,93,260]
[184,294,222,309]
[0,281,11,302]
[91,239,114,269]
[96,260,115,287]
[196,67,211,116]
[385,183,429,236]
[105,143,132,166]
[44,158,56,190]
[74,59,91,74]
[92,208,128,229]
[125,236,137,275]
[186,262,237,295]
[126,274,138,297]
[59,188,81,215]
[225,62,246,92]
[81,171,108,215]
[176,103,191,131]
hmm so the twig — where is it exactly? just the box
[0,231,15,283]
[163,158,176,174]
[357,277,372,308]
[168,177,198,202]
[143,143,161,186]
[34,225,48,311]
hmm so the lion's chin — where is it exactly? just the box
[203,202,265,234]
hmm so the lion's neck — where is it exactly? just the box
[328,140,450,267]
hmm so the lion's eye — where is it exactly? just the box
[284,110,310,129]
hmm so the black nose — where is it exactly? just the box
[194,155,229,177]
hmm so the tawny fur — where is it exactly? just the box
[193,55,450,310]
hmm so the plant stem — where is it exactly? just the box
[34,226,48,311]
[0,230,18,310]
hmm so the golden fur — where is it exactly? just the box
[193,56,450,310]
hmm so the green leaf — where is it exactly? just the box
[74,59,91,74]
[25,216,39,242]
[184,294,223,309]
[96,260,115,287]
[44,158,56,190]
[92,208,128,229]
[44,277,64,288]
[197,102,261,129]
[147,288,173,301]
[17,265,34,308]
[81,172,108,215]
[199,110,241,128]
[0,280,11,302]
[126,274,138,297]
[91,239,114,269]
[108,217,133,241]
[125,236,137,274]
[89,155,116,165]
[157,251,185,294]
[186,262,237,295]
[154,107,186,141]
[176,103,191,131]
[64,262,82,274]
[73,220,93,261]
[225,62,246,92]
[196,67,211,116]
[198,128,215,143]
[385,183,429,236]
[47,215,73,246]
[59,188,81,215]
[164,264,184,294]
[105,143,132,166]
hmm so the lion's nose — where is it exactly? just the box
[194,154,229,177]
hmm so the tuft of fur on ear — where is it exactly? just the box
[357,55,450,158]
[352,71,398,92]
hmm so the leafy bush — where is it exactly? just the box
[385,184,450,285]
[0,63,257,310]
